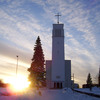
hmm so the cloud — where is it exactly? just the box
[64,32,99,86]
[0,3,51,50]
[34,0,97,47]
[0,43,30,82]
[0,0,53,60]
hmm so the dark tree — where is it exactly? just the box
[98,68,100,86]
[0,79,3,87]
[93,68,100,86]
[86,73,92,91]
[28,36,45,87]
[31,36,45,68]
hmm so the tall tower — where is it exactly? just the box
[46,13,71,89]
[51,14,65,83]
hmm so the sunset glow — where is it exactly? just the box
[8,75,30,92]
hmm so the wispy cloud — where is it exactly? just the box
[33,0,97,47]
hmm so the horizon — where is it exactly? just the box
[0,0,100,87]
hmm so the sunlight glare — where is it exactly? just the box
[9,74,30,92]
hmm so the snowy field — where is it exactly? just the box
[75,87,100,95]
[0,87,100,100]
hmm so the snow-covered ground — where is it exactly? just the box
[75,87,100,95]
[0,87,100,100]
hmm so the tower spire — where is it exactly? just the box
[55,13,61,24]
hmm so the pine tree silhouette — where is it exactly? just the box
[87,73,92,85]
[98,68,100,86]
[28,36,45,87]
[86,73,92,90]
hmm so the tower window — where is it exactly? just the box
[56,76,60,79]
[55,29,61,37]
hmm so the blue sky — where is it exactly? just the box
[0,0,100,87]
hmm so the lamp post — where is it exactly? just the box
[16,55,18,77]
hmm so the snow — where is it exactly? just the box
[75,87,100,95]
[0,87,100,100]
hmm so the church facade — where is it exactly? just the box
[46,23,71,89]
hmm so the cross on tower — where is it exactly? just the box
[55,13,61,24]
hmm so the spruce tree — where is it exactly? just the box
[28,36,45,87]
[98,68,100,86]
[87,73,92,85]
[32,36,45,68]
[86,73,92,90]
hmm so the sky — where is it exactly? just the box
[0,0,100,87]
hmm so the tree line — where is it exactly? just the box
[83,70,100,90]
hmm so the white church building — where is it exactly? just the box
[46,16,71,89]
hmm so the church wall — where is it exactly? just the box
[65,60,71,88]
[52,24,64,31]
[52,37,65,81]
[46,23,72,89]
[52,24,65,82]
[46,60,52,88]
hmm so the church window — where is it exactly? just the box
[57,83,59,88]
[54,82,56,88]
[59,83,62,88]
[55,29,61,37]
[61,83,62,88]
[56,76,60,79]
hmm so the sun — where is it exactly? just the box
[8,74,30,92]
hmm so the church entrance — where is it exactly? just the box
[60,83,62,88]
[57,83,59,88]
[54,82,56,88]
[54,82,63,89]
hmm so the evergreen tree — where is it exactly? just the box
[32,36,45,68]
[98,68,100,86]
[28,36,45,87]
[87,73,92,85]
[86,73,92,90]
[93,67,100,86]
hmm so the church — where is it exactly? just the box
[46,14,71,89]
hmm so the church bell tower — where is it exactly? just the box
[52,13,65,87]
[52,24,65,81]
[46,13,71,89]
